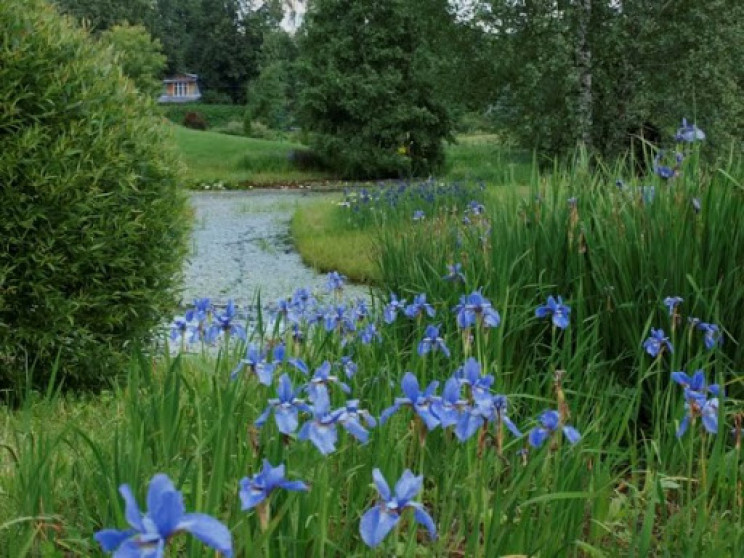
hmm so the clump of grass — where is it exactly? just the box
[290,200,379,283]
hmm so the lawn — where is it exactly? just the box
[171,125,335,187]
[171,126,532,190]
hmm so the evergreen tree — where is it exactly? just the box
[298,0,453,179]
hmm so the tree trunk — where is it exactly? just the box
[576,0,593,148]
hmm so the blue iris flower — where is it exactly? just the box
[337,399,377,444]
[306,361,351,401]
[298,387,344,455]
[431,377,466,429]
[535,295,571,329]
[185,298,212,323]
[94,473,233,557]
[454,290,501,329]
[231,343,283,384]
[359,469,436,548]
[454,394,522,442]
[404,294,436,319]
[466,200,486,215]
[324,305,356,334]
[675,118,706,142]
[207,300,246,343]
[528,410,581,448]
[418,324,450,358]
[359,323,381,344]
[380,372,440,430]
[643,328,673,357]
[676,395,719,438]
[696,322,722,350]
[455,357,494,402]
[339,355,358,379]
[255,374,310,435]
[169,318,197,346]
[412,210,426,221]
[326,271,346,293]
[383,293,407,324]
[671,369,721,398]
[663,296,683,317]
[239,460,308,510]
[443,263,466,283]
[653,151,676,179]
[671,370,722,438]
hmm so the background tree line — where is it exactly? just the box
[53,0,744,166]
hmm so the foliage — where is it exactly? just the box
[57,0,284,105]
[173,0,281,104]
[482,0,744,159]
[0,0,190,391]
[298,0,453,179]
[53,0,153,31]
[99,23,167,98]
[246,29,300,130]
[246,62,291,130]
[161,103,245,129]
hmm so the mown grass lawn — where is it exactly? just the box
[171,126,532,190]
[171,125,335,187]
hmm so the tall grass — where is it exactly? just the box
[3,148,744,556]
[2,279,743,555]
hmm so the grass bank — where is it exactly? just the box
[290,199,379,284]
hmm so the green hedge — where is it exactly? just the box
[0,0,190,392]
[160,103,246,129]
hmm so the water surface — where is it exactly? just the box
[183,190,369,309]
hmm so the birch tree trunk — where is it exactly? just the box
[576,0,593,148]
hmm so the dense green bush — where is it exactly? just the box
[0,0,190,392]
[160,103,245,129]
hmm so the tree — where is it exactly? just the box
[298,0,453,179]
[53,0,153,31]
[246,30,299,129]
[99,24,167,98]
[481,0,744,159]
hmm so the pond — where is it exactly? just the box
[182,190,370,310]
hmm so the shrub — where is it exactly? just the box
[183,111,209,130]
[216,120,246,137]
[0,0,190,392]
[244,120,280,141]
